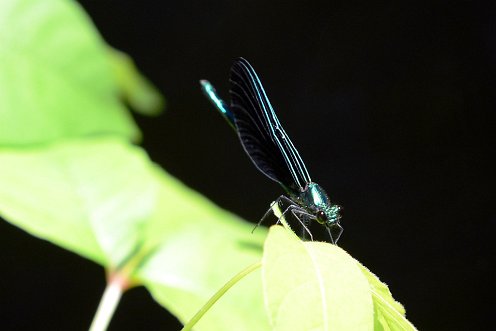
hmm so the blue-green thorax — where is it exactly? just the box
[295,182,342,226]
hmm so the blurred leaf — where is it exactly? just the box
[138,169,269,330]
[0,0,141,146]
[0,137,268,330]
[358,265,417,331]
[118,156,267,331]
[262,226,374,331]
[108,48,165,115]
[0,138,158,265]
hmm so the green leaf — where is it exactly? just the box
[0,137,268,330]
[136,169,270,331]
[0,0,141,146]
[357,265,418,331]
[0,137,158,265]
[108,48,165,116]
[262,226,374,331]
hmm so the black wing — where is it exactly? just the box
[229,58,311,192]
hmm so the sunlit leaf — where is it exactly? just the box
[0,0,141,146]
[0,138,158,265]
[108,48,165,115]
[262,226,374,331]
[0,137,268,330]
[358,265,417,331]
[135,168,269,330]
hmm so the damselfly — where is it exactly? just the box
[201,58,343,243]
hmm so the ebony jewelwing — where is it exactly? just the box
[200,58,343,244]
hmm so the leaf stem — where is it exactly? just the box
[180,261,262,331]
[89,272,128,331]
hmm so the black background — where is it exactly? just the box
[1,1,495,330]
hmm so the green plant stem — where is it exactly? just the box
[89,273,127,331]
[181,261,262,331]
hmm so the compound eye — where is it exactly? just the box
[316,210,327,224]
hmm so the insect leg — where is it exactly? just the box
[279,204,316,241]
[326,223,344,245]
[252,195,295,233]
[292,209,317,241]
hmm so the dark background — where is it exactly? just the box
[1,1,494,330]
